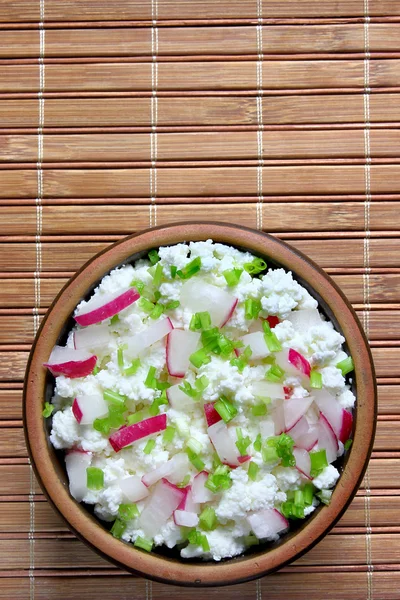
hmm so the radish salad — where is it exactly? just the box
[45,240,355,561]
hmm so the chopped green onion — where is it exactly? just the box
[117,346,124,369]
[111,518,126,538]
[214,396,238,423]
[176,257,201,280]
[149,392,168,416]
[205,465,232,493]
[187,529,210,552]
[176,474,191,488]
[310,449,328,478]
[195,375,209,392]
[103,389,127,405]
[281,500,305,519]
[303,483,314,506]
[244,257,267,276]
[127,409,148,425]
[251,402,267,417]
[42,402,54,418]
[316,489,332,505]
[165,300,180,310]
[179,380,198,399]
[262,321,282,353]
[248,461,259,481]
[108,404,126,429]
[212,452,222,470]
[189,348,211,369]
[310,370,323,389]
[244,534,260,547]
[170,265,177,278]
[149,303,164,320]
[144,366,157,389]
[236,427,252,456]
[344,438,353,451]
[187,437,203,455]
[148,249,160,265]
[253,433,262,452]
[110,313,121,325]
[190,311,212,331]
[267,433,295,467]
[244,298,262,320]
[134,536,153,552]
[294,489,304,507]
[143,439,156,454]
[92,365,100,375]
[337,356,354,376]
[124,358,141,376]
[152,263,163,288]
[118,503,139,521]
[265,364,285,382]
[154,290,162,302]
[139,297,156,313]
[223,268,243,287]
[186,448,205,471]
[261,446,280,463]
[199,507,218,531]
[201,533,210,552]
[163,426,176,444]
[93,417,111,435]
[86,467,104,490]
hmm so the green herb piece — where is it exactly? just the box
[148,249,160,265]
[118,503,139,521]
[310,370,323,389]
[336,356,354,376]
[124,358,141,376]
[144,366,157,389]
[244,298,262,320]
[261,446,280,463]
[310,449,328,478]
[154,290,162,302]
[103,389,127,405]
[294,489,304,507]
[189,347,211,368]
[281,501,305,520]
[244,534,260,547]
[248,461,259,481]
[212,452,222,470]
[152,263,163,288]
[253,433,262,453]
[195,375,209,392]
[316,489,332,505]
[303,483,314,506]
[199,507,218,531]
[344,438,353,451]
[165,300,180,310]
[179,380,198,399]
[110,518,126,538]
[127,409,148,425]
[214,396,238,423]
[86,467,104,490]
[42,402,54,418]
[205,465,232,493]
[92,365,100,375]
[186,448,205,471]
[139,297,156,313]
[176,257,201,280]
[236,427,252,456]
[251,402,267,417]
[176,474,191,488]
[93,417,111,435]
[262,320,282,353]
[108,404,126,429]
[243,257,267,276]
[266,433,295,467]
[223,268,243,287]
[265,364,285,382]
[117,346,124,369]
[110,313,121,325]
[186,437,203,455]
[149,303,164,320]
[149,391,168,416]
[170,265,177,279]
[163,426,176,444]
[143,439,156,454]
[134,536,153,552]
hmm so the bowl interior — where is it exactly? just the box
[24,222,376,586]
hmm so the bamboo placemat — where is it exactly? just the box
[1,0,400,598]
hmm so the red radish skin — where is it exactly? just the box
[266,316,280,328]
[317,413,339,463]
[284,386,293,399]
[233,347,240,357]
[44,354,97,379]
[220,297,238,328]
[71,393,109,425]
[288,348,311,377]
[109,414,167,452]
[74,288,140,327]
[72,399,83,423]
[237,455,251,464]
[339,409,353,443]
[204,403,222,427]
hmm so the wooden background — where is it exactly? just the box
[1,0,400,598]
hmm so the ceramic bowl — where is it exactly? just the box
[23,222,376,586]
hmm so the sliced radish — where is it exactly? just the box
[191,471,213,504]
[204,402,222,427]
[138,478,185,538]
[109,414,167,453]
[123,317,173,357]
[272,401,285,435]
[266,316,280,329]
[239,331,270,360]
[72,393,109,425]
[275,349,310,380]
[65,450,91,502]
[293,447,312,479]
[74,324,111,352]
[174,509,199,528]
[252,380,285,400]
[75,287,140,327]
[142,453,189,487]
[288,349,311,377]
[180,279,238,328]
[118,475,149,503]
[287,417,319,451]
[207,420,240,466]
[247,508,288,539]
[184,487,200,514]
[238,455,251,464]
[166,329,200,377]
[166,384,195,412]
[286,309,322,336]
[313,389,353,443]
[44,346,97,379]
[317,413,339,463]
[248,319,264,334]
[340,409,353,444]
[283,395,314,431]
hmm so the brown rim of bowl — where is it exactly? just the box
[23,222,376,587]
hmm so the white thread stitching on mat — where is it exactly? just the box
[255,0,264,232]
[149,0,158,228]
[363,2,373,599]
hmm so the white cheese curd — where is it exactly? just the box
[46,240,355,561]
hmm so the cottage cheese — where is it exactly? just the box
[46,240,355,561]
